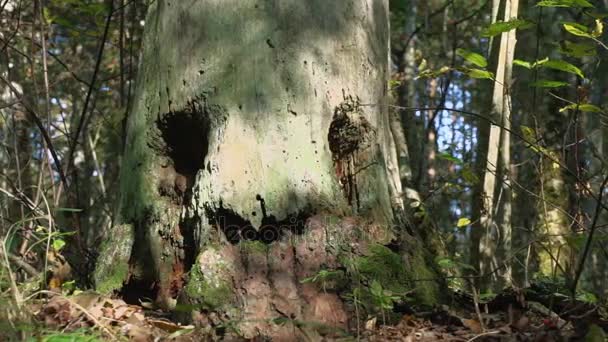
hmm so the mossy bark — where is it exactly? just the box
[94,0,444,338]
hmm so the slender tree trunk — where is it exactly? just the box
[473,0,518,289]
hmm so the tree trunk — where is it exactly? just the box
[94,0,442,339]
[471,0,518,290]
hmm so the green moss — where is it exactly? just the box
[186,279,232,310]
[93,224,134,294]
[239,240,269,254]
[185,253,234,310]
[407,245,440,306]
[96,263,129,295]
[355,244,409,294]
[349,243,439,307]
[118,124,155,223]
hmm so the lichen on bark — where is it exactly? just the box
[93,224,133,294]
[184,248,235,310]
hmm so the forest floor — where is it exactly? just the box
[3,284,607,341]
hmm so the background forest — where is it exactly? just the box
[1,0,608,340]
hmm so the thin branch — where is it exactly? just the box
[65,0,114,180]
[570,174,608,297]
[0,74,69,190]
[377,104,608,214]
[6,252,39,277]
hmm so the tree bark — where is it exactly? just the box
[94,0,442,339]
[472,0,518,290]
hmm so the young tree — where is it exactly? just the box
[94,1,442,338]
[471,0,519,289]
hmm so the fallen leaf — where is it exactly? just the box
[461,318,483,333]
[365,317,377,330]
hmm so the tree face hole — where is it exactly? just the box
[207,206,310,245]
[156,109,209,180]
[327,96,376,208]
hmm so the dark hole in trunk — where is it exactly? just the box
[206,205,310,244]
[120,277,158,305]
[156,109,209,178]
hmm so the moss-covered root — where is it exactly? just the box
[94,224,134,294]
[184,247,236,311]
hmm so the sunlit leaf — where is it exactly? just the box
[456,218,471,227]
[416,66,451,79]
[456,48,488,67]
[418,58,428,71]
[466,68,494,79]
[438,152,463,164]
[576,291,598,304]
[436,257,456,269]
[520,125,536,141]
[538,59,584,78]
[53,239,66,251]
[520,125,549,154]
[562,22,594,38]
[559,103,603,112]
[537,0,594,8]
[514,59,532,69]
[530,80,570,88]
[389,79,402,89]
[43,8,54,24]
[481,19,534,37]
[531,57,549,68]
[591,19,604,37]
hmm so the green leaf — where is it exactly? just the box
[457,218,471,228]
[530,80,570,88]
[514,59,533,69]
[462,166,480,185]
[479,291,497,302]
[466,68,494,79]
[52,239,66,251]
[370,280,383,296]
[539,59,585,78]
[55,207,83,212]
[531,57,549,68]
[537,0,594,7]
[42,8,54,24]
[389,79,402,89]
[559,41,597,58]
[456,48,488,67]
[562,22,594,38]
[481,19,534,37]
[584,324,605,342]
[588,12,608,19]
[436,257,456,269]
[520,125,536,141]
[417,66,451,79]
[576,291,598,304]
[559,103,603,112]
[167,327,195,339]
[438,152,463,164]
[592,19,604,37]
